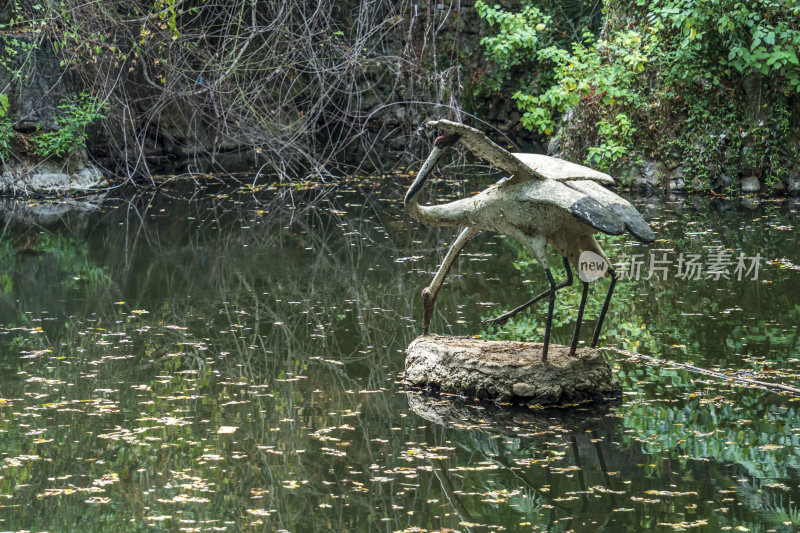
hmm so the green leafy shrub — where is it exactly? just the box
[32,91,107,158]
[476,2,653,170]
[470,1,604,118]
[474,0,555,93]
[476,0,800,186]
[639,0,800,88]
[0,93,13,160]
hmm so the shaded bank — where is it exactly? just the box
[0,1,503,186]
[1,1,799,196]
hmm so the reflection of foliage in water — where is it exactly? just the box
[0,230,110,291]
[0,226,114,353]
[617,363,800,479]
[0,179,447,530]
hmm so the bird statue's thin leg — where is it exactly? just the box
[541,267,558,363]
[421,226,482,335]
[590,268,619,347]
[482,256,573,327]
[569,281,589,356]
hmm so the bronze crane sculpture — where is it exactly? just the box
[405,120,655,362]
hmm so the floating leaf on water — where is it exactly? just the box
[644,490,698,497]
[657,519,709,530]
[157,495,211,503]
[145,516,172,522]
[247,509,274,516]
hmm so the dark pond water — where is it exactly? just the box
[0,176,799,532]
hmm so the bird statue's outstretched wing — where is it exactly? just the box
[563,180,655,243]
[511,153,614,185]
[427,120,545,181]
[516,179,626,236]
[426,119,653,241]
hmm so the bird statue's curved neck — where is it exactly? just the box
[405,134,467,228]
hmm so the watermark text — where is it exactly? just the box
[615,251,763,281]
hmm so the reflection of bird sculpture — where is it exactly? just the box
[405,120,655,362]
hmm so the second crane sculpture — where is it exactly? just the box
[405,120,655,362]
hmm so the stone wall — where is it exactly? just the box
[614,158,800,196]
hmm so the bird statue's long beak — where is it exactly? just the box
[404,147,443,207]
[405,134,462,208]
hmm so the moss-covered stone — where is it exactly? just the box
[405,334,620,406]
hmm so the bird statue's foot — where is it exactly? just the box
[481,314,511,328]
[481,286,555,329]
